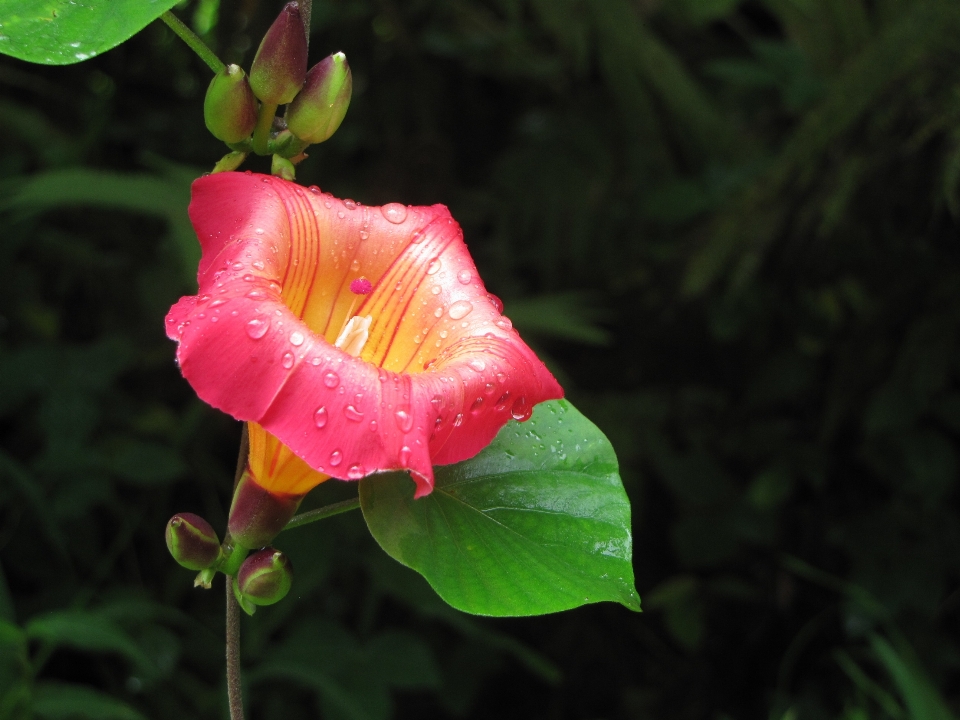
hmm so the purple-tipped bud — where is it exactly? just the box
[286,52,353,144]
[204,64,258,144]
[227,469,305,549]
[236,548,293,609]
[249,2,308,105]
[166,513,222,570]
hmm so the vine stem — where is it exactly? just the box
[226,425,249,720]
[284,497,360,531]
[160,10,225,74]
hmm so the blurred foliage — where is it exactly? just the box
[2,0,960,718]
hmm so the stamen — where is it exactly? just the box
[350,276,372,295]
[335,315,373,357]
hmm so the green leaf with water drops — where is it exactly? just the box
[0,0,181,65]
[359,399,641,617]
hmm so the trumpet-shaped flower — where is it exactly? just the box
[166,172,562,497]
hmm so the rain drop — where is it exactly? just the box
[359,230,369,240]
[314,407,328,428]
[329,450,343,466]
[343,199,356,209]
[246,317,269,339]
[399,446,412,464]
[511,396,532,421]
[431,286,442,295]
[350,258,361,272]
[252,260,265,270]
[496,317,513,330]
[281,352,294,369]
[468,358,486,372]
[344,405,364,422]
[448,300,473,320]
[470,397,484,413]
[382,203,407,224]
[433,307,443,318]
[347,464,365,479]
[457,269,472,284]
[311,357,322,366]
[454,413,464,427]
[395,408,414,432]
[323,371,340,388]
[290,331,304,346]
[495,392,511,411]
[488,293,504,313]
[427,259,441,275]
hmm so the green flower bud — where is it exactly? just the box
[235,548,293,612]
[165,513,222,571]
[249,2,308,105]
[286,52,353,145]
[204,64,258,144]
[227,469,304,549]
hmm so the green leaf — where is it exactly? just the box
[359,399,641,616]
[32,682,146,720]
[25,610,157,677]
[0,0,180,65]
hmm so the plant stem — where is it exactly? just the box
[160,10,225,74]
[283,497,361,531]
[226,579,245,720]
[225,423,249,720]
[301,0,312,48]
[252,103,278,155]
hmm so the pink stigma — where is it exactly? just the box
[350,277,373,295]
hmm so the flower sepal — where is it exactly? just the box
[204,64,259,145]
[227,468,305,550]
[165,512,223,571]
[286,52,353,145]
[232,548,293,615]
[248,2,308,106]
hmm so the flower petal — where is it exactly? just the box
[166,172,562,496]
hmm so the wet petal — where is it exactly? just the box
[167,172,562,495]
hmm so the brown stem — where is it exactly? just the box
[226,579,245,720]
[226,423,249,720]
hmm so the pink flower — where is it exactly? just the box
[166,172,562,497]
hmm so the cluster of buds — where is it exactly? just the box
[166,500,294,614]
[204,1,353,178]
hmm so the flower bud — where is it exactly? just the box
[166,513,222,570]
[286,52,353,145]
[227,469,305,549]
[236,548,293,609]
[204,64,259,144]
[249,2,308,105]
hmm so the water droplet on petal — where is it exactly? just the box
[246,317,269,339]
[314,407,328,427]
[488,293,504,313]
[311,357,322,366]
[448,300,473,320]
[290,331,304,346]
[359,230,369,240]
[344,405,364,422]
[395,408,414,432]
[382,203,407,224]
[330,450,343,466]
[323,371,340,388]
[399,446,412,464]
[468,358,486,372]
[511,396,532,421]
[495,392,511,411]
[431,286,442,295]
[457,269,472,284]
[347,464,365,479]
[252,260,265,270]
[470,397,484,413]
[242,274,255,282]
[350,258,361,272]
[281,352,294,369]
[343,199,356,209]
[426,259,441,275]
[496,317,513,330]
[454,413,464,427]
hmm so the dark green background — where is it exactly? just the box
[2,0,960,718]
